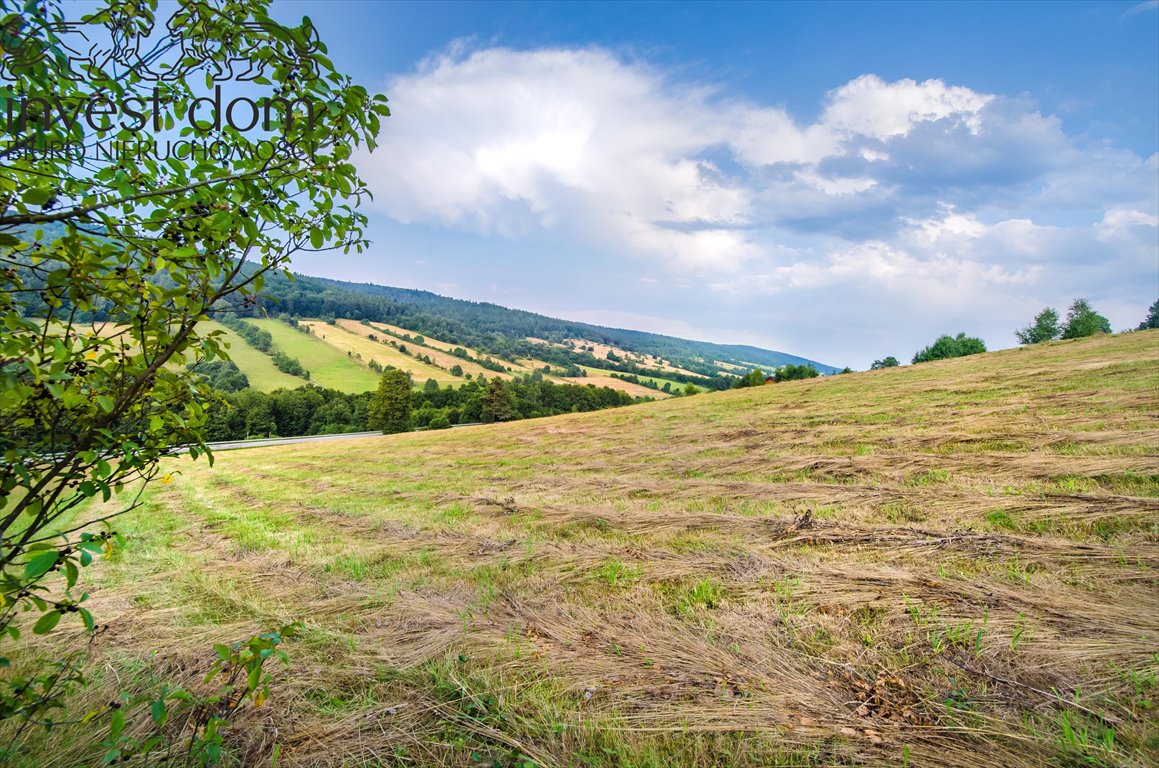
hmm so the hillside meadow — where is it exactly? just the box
[14,331,1159,767]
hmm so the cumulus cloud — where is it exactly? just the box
[354,43,1157,364]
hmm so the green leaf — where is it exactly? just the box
[24,550,59,579]
[247,664,262,693]
[309,228,323,249]
[95,395,116,413]
[22,188,53,206]
[150,699,168,726]
[33,610,62,634]
[109,707,125,740]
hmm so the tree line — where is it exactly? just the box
[202,371,644,440]
[865,297,1155,370]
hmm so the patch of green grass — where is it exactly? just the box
[906,469,950,486]
[249,318,381,392]
[594,557,639,588]
[676,578,724,614]
[881,499,927,523]
[201,320,303,391]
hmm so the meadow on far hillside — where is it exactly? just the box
[18,331,1159,768]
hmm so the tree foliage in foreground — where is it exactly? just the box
[1015,307,1061,345]
[0,0,387,755]
[911,333,987,364]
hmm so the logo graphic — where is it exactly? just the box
[0,2,319,83]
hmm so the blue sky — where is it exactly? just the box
[276,0,1158,369]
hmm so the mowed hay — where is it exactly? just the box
[15,331,1159,767]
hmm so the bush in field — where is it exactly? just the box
[272,352,310,379]
[870,357,899,369]
[1061,299,1112,339]
[733,368,766,388]
[773,363,820,382]
[912,333,986,363]
[189,360,250,392]
[1015,307,1061,344]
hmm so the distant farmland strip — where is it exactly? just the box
[248,319,380,393]
[303,320,459,385]
[202,321,303,392]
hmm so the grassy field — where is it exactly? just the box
[248,319,381,393]
[339,319,516,383]
[363,320,668,396]
[201,321,306,392]
[301,320,460,386]
[580,364,683,396]
[19,332,1159,767]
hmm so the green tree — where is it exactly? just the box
[912,333,986,364]
[423,378,440,393]
[1060,298,1112,339]
[1138,299,1159,331]
[450,364,464,377]
[870,357,899,369]
[428,412,452,430]
[0,0,387,732]
[1015,307,1061,344]
[733,368,766,388]
[368,369,413,434]
[481,379,517,422]
[773,363,820,382]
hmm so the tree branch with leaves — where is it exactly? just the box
[0,0,388,751]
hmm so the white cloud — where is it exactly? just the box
[820,74,992,140]
[1123,0,1159,17]
[361,48,1017,271]
[354,44,1158,366]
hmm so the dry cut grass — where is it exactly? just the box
[11,331,1159,767]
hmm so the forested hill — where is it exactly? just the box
[10,224,836,378]
[251,269,839,377]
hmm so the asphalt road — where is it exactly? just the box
[201,422,483,452]
[203,431,385,452]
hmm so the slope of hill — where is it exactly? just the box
[200,321,306,392]
[247,319,381,393]
[35,332,1159,768]
[251,269,840,376]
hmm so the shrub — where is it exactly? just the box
[1015,307,1060,344]
[1061,299,1112,339]
[912,333,986,364]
